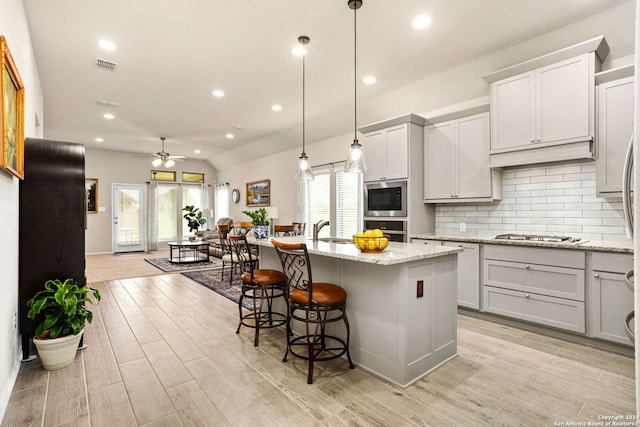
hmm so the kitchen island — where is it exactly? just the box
[249,235,463,387]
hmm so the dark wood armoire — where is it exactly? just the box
[19,138,86,360]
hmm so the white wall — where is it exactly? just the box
[0,0,44,419]
[219,132,353,225]
[85,148,218,254]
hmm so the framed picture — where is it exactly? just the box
[0,36,25,180]
[86,178,98,214]
[246,179,270,207]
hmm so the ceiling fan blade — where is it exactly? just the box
[133,154,159,158]
[168,155,187,159]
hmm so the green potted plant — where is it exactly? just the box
[183,205,206,240]
[26,278,101,370]
[242,207,270,238]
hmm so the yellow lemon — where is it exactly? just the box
[367,239,378,251]
[379,237,389,250]
[363,229,374,237]
[354,231,364,238]
[371,229,384,238]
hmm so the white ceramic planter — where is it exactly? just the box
[33,329,84,370]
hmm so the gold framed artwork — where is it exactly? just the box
[246,179,270,207]
[0,36,24,180]
[86,178,98,214]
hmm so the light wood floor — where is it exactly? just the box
[2,254,636,426]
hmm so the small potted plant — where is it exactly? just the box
[26,278,101,370]
[242,207,270,238]
[183,205,206,240]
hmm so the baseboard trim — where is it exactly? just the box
[459,308,634,358]
[0,344,23,423]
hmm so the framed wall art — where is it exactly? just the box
[0,36,25,180]
[86,178,98,213]
[246,179,270,207]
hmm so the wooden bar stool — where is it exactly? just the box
[274,224,295,236]
[271,239,354,384]
[230,235,287,346]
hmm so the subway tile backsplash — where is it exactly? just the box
[434,162,630,243]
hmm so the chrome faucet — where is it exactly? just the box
[312,220,330,241]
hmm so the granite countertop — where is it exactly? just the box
[411,233,634,254]
[248,235,463,265]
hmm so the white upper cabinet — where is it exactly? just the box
[424,108,501,203]
[595,65,634,196]
[362,124,408,182]
[360,114,425,182]
[485,36,609,168]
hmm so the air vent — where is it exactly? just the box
[96,100,119,108]
[95,57,117,71]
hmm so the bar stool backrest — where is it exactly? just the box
[271,240,314,306]
[229,234,257,279]
[292,222,306,236]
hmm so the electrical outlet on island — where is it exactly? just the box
[459,222,466,232]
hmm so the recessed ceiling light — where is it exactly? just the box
[272,104,282,111]
[103,113,114,120]
[212,89,225,97]
[95,137,104,142]
[98,39,117,51]
[412,15,432,30]
[292,45,307,56]
[226,133,234,139]
[194,149,201,154]
[363,75,376,85]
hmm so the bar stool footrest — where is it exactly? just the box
[288,334,349,362]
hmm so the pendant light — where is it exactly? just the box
[296,36,314,180]
[345,0,367,174]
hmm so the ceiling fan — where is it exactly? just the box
[138,137,187,167]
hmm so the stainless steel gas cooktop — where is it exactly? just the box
[494,233,581,243]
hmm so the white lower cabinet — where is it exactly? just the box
[588,252,633,345]
[412,239,480,309]
[482,245,586,333]
[442,241,480,310]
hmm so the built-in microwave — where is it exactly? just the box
[364,180,407,217]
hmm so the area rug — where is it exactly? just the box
[144,257,223,273]
[182,269,254,309]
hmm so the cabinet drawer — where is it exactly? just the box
[591,252,633,274]
[412,239,442,246]
[484,259,585,301]
[484,244,585,269]
[483,286,585,333]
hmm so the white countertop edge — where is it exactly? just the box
[411,234,633,254]
[247,236,463,265]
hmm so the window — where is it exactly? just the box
[182,185,207,237]
[151,170,176,181]
[215,184,229,221]
[157,184,177,241]
[182,172,205,183]
[304,165,362,239]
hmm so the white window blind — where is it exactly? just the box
[336,171,361,238]
[305,170,330,239]
[304,166,362,239]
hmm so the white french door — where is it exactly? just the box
[113,184,146,253]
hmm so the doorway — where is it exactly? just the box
[113,184,146,253]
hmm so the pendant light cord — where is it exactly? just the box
[353,5,358,142]
[302,40,306,156]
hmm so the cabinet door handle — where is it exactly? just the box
[458,244,463,247]
[594,273,599,278]
[525,265,530,269]
[530,139,535,143]
[525,294,530,298]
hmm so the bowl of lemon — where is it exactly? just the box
[353,229,389,253]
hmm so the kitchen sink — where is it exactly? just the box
[316,237,353,244]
